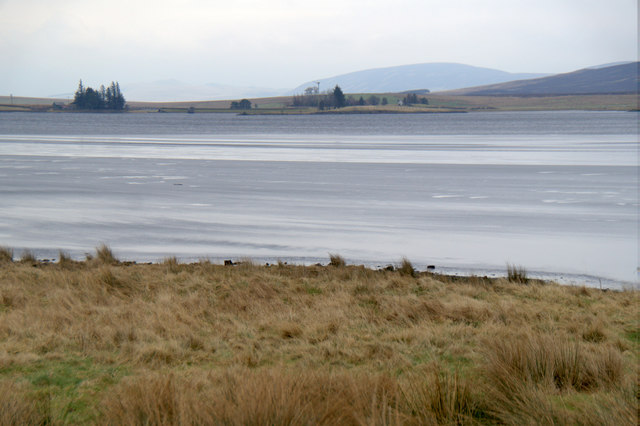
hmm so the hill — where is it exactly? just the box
[442,62,639,96]
[290,63,547,94]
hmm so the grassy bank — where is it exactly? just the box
[0,247,637,424]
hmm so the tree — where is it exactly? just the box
[403,93,418,105]
[83,87,104,109]
[367,95,380,106]
[381,97,388,105]
[72,80,86,108]
[332,85,346,108]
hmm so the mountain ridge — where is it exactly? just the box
[290,63,549,95]
[439,62,639,96]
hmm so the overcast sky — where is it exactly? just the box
[0,0,637,97]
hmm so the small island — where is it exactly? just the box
[70,80,126,111]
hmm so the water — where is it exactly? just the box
[0,111,637,288]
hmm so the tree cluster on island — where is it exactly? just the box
[72,80,126,110]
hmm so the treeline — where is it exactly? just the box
[292,85,428,109]
[292,85,348,109]
[72,80,126,110]
[402,93,429,105]
[230,99,252,110]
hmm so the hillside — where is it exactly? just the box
[442,62,639,96]
[290,63,547,94]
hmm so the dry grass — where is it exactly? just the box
[0,246,13,263]
[329,253,347,267]
[506,263,528,284]
[398,257,416,277]
[0,254,637,424]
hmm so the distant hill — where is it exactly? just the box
[290,63,548,94]
[441,62,639,96]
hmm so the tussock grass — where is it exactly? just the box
[0,251,636,424]
[507,263,528,283]
[0,246,13,263]
[19,249,36,264]
[329,253,346,267]
[162,256,180,273]
[398,257,416,277]
[94,243,118,265]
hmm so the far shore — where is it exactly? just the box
[1,93,637,113]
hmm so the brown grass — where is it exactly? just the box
[0,255,637,424]
[0,246,13,263]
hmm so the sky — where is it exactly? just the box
[0,0,637,98]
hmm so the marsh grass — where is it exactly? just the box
[163,256,180,273]
[398,257,416,277]
[19,249,37,264]
[0,251,636,424]
[507,263,528,283]
[95,244,118,265]
[0,246,13,263]
[329,253,346,267]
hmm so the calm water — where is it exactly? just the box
[0,111,637,288]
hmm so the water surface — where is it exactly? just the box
[0,111,637,288]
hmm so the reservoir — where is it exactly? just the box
[0,111,637,288]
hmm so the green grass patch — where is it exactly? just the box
[1,357,129,424]
[624,329,640,344]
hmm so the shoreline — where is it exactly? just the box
[2,93,638,113]
[3,246,635,291]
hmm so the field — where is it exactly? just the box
[0,247,637,424]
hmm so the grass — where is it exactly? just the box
[0,250,637,424]
[94,243,118,265]
[329,253,346,267]
[507,263,528,283]
[0,247,13,263]
[398,257,416,277]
